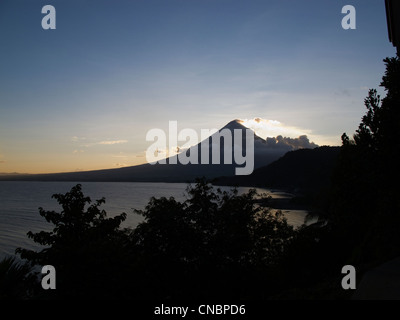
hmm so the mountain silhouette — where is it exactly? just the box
[0,120,319,182]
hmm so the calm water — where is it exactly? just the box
[0,181,311,259]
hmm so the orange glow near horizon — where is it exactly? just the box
[0,152,147,175]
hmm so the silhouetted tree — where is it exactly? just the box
[131,178,296,299]
[327,57,400,264]
[16,184,130,298]
[13,180,308,299]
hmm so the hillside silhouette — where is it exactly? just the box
[215,146,340,193]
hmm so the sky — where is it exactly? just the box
[0,0,396,174]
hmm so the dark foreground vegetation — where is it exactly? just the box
[1,179,347,300]
[1,56,399,300]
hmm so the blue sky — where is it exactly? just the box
[0,0,396,173]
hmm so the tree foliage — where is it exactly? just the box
[327,57,400,264]
[16,184,129,298]
[131,178,296,299]
[14,180,300,299]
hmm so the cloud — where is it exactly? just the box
[265,135,318,150]
[73,149,85,154]
[334,89,351,97]
[71,136,86,142]
[79,139,129,147]
[98,140,128,145]
[238,117,312,139]
[112,154,127,158]
[238,118,318,150]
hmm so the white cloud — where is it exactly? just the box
[238,117,312,139]
[238,117,341,146]
[79,139,129,147]
[71,136,86,142]
[98,140,128,145]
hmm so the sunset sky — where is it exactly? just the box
[0,0,396,173]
